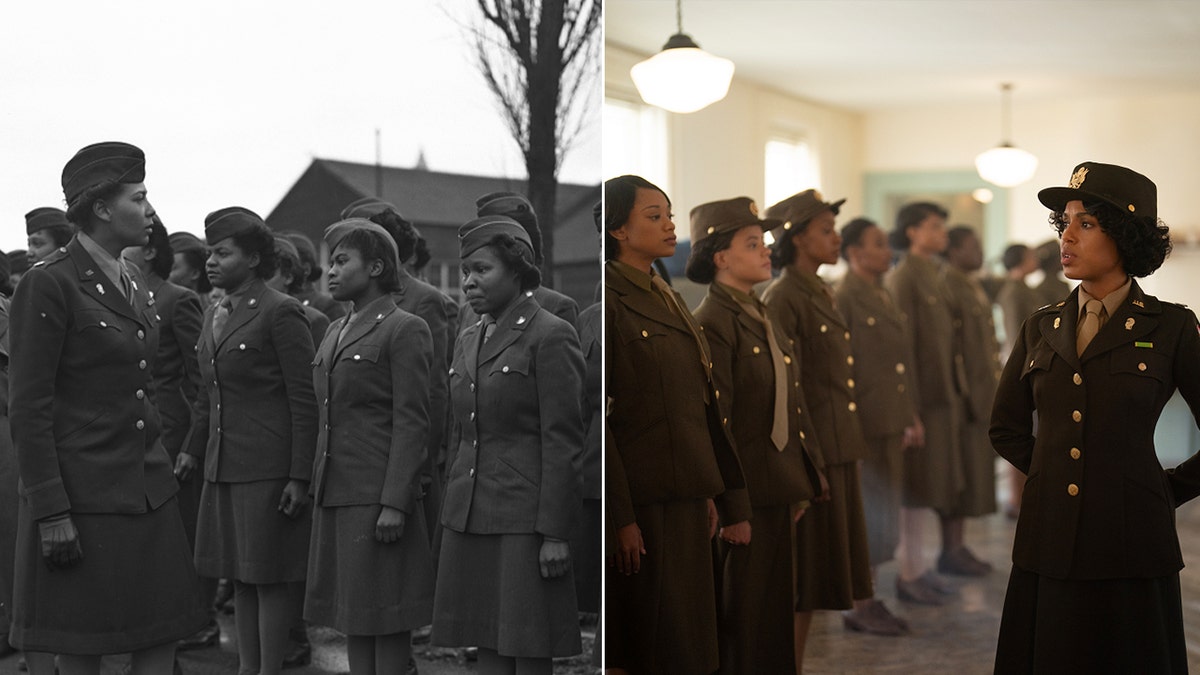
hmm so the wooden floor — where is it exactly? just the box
[801,464,1200,674]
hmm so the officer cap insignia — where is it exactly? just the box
[96,284,105,294]
[517,316,527,325]
[1125,318,1135,330]
[1069,166,1089,189]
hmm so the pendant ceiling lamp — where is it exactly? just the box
[975,83,1039,188]
[630,0,734,114]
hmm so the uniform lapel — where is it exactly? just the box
[478,294,538,366]
[609,267,691,336]
[711,284,768,342]
[215,279,266,350]
[332,295,395,362]
[68,239,140,323]
[1080,281,1159,362]
[1040,291,1080,370]
[461,320,482,382]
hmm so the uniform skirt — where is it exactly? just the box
[10,496,207,654]
[304,502,435,635]
[947,406,998,518]
[606,498,718,675]
[795,461,873,611]
[861,433,904,566]
[995,565,1186,674]
[717,504,796,675]
[569,497,601,614]
[432,529,580,658]
[902,404,964,510]
[194,478,310,584]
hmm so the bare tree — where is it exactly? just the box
[471,0,601,278]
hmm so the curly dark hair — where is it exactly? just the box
[839,217,878,261]
[684,229,738,284]
[145,218,174,279]
[177,248,213,294]
[1049,200,1171,277]
[230,223,279,280]
[65,180,124,232]
[281,231,320,283]
[41,225,74,248]
[412,237,431,272]
[273,236,306,294]
[604,175,670,261]
[891,201,948,251]
[479,233,541,292]
[367,208,420,264]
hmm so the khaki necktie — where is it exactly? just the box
[212,298,232,343]
[735,298,790,451]
[650,275,711,374]
[1076,299,1105,356]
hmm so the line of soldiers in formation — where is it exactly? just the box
[0,142,601,675]
[603,175,1073,675]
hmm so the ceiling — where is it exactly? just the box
[605,0,1200,111]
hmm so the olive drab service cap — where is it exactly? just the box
[61,142,146,206]
[458,214,533,259]
[765,189,846,233]
[689,197,783,246]
[25,207,71,235]
[204,206,267,245]
[1038,162,1157,220]
[340,197,401,220]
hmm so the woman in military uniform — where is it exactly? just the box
[432,214,585,675]
[761,190,881,653]
[306,219,435,675]
[10,142,207,673]
[686,197,820,673]
[992,162,1200,674]
[604,175,750,675]
[24,207,73,266]
[174,208,317,675]
[835,217,922,631]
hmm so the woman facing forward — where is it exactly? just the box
[991,162,1200,674]
[306,218,436,674]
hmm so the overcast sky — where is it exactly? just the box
[0,0,601,253]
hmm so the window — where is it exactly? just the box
[764,135,819,207]
[603,97,670,191]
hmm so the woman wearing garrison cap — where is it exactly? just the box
[9,142,207,672]
[168,230,214,306]
[174,207,317,675]
[604,175,750,675]
[306,218,436,675]
[992,162,1200,674]
[432,214,585,674]
[685,197,822,673]
[25,207,74,266]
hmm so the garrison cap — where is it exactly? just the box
[458,215,533,259]
[168,231,205,254]
[340,196,401,220]
[689,197,782,246]
[765,189,846,234]
[25,207,71,235]
[323,218,401,286]
[1038,162,1157,220]
[205,207,267,245]
[7,250,29,276]
[61,142,146,206]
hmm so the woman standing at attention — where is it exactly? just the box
[991,162,1200,674]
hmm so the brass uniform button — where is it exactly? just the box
[784,355,792,365]
[898,384,906,393]
[1138,362,1147,372]
[820,324,828,333]
[844,331,851,341]
[1070,447,1081,460]
[847,378,855,389]
[847,356,854,366]
[641,330,648,338]
[1072,410,1082,422]
[867,317,876,326]
[1067,484,1079,497]
[1073,373,1082,385]
[848,402,857,412]
[753,346,761,354]
[895,363,905,374]
[799,431,806,440]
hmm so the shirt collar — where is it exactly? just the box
[713,280,760,308]
[76,231,124,289]
[1078,276,1132,319]
[608,258,655,292]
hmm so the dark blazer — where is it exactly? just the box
[311,295,432,514]
[391,270,455,470]
[442,293,584,541]
[147,275,203,459]
[762,266,869,465]
[693,283,818,507]
[183,279,318,483]
[605,262,751,530]
[298,288,346,322]
[458,285,579,337]
[301,304,331,353]
[885,254,959,412]
[577,301,602,501]
[996,276,1045,361]
[991,281,1200,579]
[10,239,176,520]
[946,267,1002,423]
[835,272,916,438]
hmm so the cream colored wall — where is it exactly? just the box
[605,44,865,236]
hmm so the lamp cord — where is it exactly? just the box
[1000,82,1013,144]
[676,0,683,33]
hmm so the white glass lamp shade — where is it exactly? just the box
[975,144,1039,188]
[631,36,735,114]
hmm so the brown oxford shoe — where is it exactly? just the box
[177,618,220,651]
[842,605,904,636]
[869,599,910,633]
[896,576,946,605]
[938,547,992,576]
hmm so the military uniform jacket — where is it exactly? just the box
[458,285,579,339]
[605,261,751,531]
[835,272,917,439]
[946,267,1002,422]
[147,275,203,458]
[183,279,318,483]
[577,301,602,501]
[10,239,176,521]
[442,293,584,541]
[885,254,960,412]
[311,295,432,513]
[762,266,869,465]
[693,283,818,507]
[392,270,455,469]
[997,276,1045,362]
[302,304,331,354]
[991,281,1200,580]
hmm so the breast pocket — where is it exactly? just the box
[73,309,124,335]
[1110,348,1170,384]
[489,353,530,378]
[338,344,381,366]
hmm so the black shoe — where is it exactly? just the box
[178,619,220,651]
[213,579,235,614]
[282,640,312,669]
